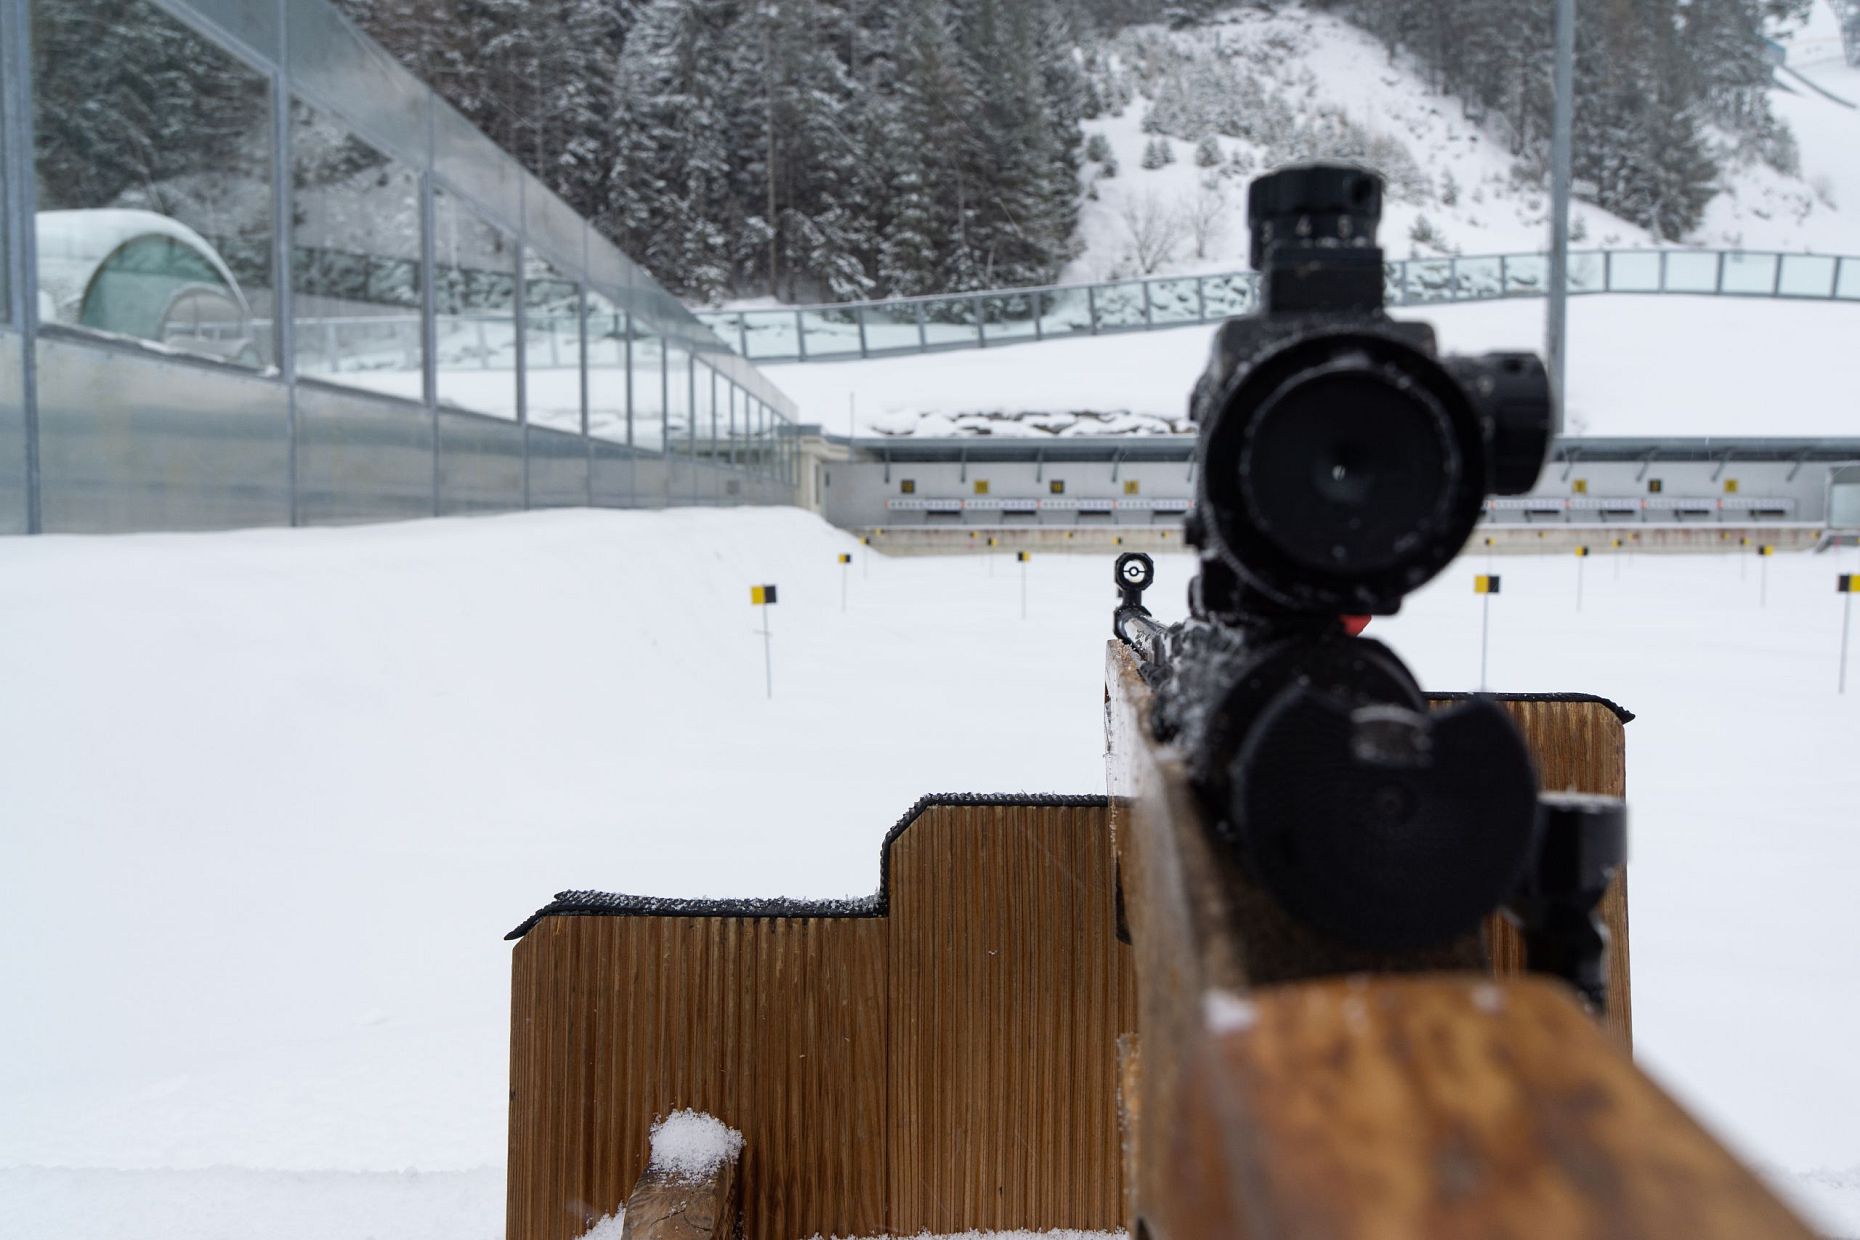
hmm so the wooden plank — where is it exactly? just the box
[1204,975,1811,1238]
[619,1158,741,1240]
[506,915,887,1240]
[885,801,1138,1235]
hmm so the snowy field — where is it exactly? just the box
[768,294,1859,438]
[2,508,1859,1237]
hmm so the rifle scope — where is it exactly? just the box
[1187,162,1552,615]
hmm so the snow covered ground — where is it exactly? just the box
[767,294,1859,438]
[2,508,1859,1237]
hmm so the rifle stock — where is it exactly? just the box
[1106,641,1812,1239]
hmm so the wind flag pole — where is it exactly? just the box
[1475,573,1501,690]
[1840,575,1856,694]
[750,584,778,698]
[1575,545,1588,611]
[1017,551,1030,620]
[838,553,851,612]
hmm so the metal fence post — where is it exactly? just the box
[1087,284,1099,334]
[1715,252,1725,293]
[737,311,749,358]
[1196,275,1208,321]
[1772,254,1785,297]
[974,294,986,347]
[794,309,807,361]
[1500,255,1510,297]
[856,304,868,358]
[1141,280,1154,327]
[915,300,927,351]
[1032,293,1044,342]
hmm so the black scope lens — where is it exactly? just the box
[1198,332,1485,613]
[1239,365,1455,573]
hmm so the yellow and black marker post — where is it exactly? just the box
[750,584,778,698]
[1759,543,1775,608]
[1611,536,1624,578]
[1839,574,1858,694]
[1574,544,1589,612]
[1474,573,1501,690]
[838,553,852,612]
[1017,550,1031,620]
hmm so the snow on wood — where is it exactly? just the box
[647,1111,745,1182]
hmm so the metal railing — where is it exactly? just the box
[698,249,1860,364]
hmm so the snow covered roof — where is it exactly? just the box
[34,208,249,323]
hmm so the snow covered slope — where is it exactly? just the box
[768,294,1859,438]
[1070,2,1859,286]
[2,509,1859,1236]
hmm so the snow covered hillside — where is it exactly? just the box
[768,295,1858,439]
[762,5,1857,439]
[2,509,1859,1237]
[1069,3,1858,285]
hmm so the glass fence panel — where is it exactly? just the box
[522,253,582,433]
[1403,259,1454,303]
[1777,254,1837,298]
[1202,272,1257,318]
[1568,251,1606,292]
[695,311,737,343]
[801,308,862,359]
[699,363,722,457]
[1454,256,1503,299]
[1663,251,1719,292]
[291,100,423,395]
[433,186,517,419]
[1607,251,1662,292]
[33,0,274,368]
[1146,278,1202,325]
[632,329,665,452]
[1503,255,1546,296]
[1721,252,1778,294]
[665,343,691,451]
[1092,282,1146,329]
[920,298,983,347]
[861,301,924,352]
[980,293,1040,342]
[1838,258,1860,301]
[740,309,800,360]
[584,290,629,444]
[1036,288,1094,336]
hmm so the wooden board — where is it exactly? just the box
[886,801,1139,1234]
[507,799,1136,1240]
[508,914,888,1240]
[1205,974,1810,1239]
